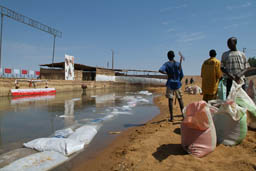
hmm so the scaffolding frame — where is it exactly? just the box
[0,5,62,68]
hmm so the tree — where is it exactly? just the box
[248,57,256,67]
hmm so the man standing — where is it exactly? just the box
[221,37,250,97]
[159,50,184,122]
[201,49,222,102]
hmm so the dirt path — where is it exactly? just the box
[72,86,256,171]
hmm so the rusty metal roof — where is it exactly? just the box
[40,62,159,73]
[40,62,100,71]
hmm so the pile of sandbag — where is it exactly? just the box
[181,80,256,157]
[23,124,100,156]
[0,124,101,171]
[185,85,202,95]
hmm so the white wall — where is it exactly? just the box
[115,76,166,86]
[96,75,116,81]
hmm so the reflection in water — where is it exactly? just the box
[11,94,56,105]
[63,99,75,127]
[0,87,158,155]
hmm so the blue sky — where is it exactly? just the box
[0,0,255,75]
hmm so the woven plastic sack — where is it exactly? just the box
[181,101,217,157]
[24,137,84,156]
[182,101,216,130]
[213,99,247,146]
[0,151,68,171]
[217,78,226,100]
[68,124,100,145]
[228,80,256,129]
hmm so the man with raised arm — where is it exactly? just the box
[221,37,250,97]
[159,50,184,122]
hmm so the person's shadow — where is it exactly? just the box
[152,144,187,162]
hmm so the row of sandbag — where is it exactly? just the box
[181,80,256,158]
[0,92,153,170]
[0,124,100,171]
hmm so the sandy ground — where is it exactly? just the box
[72,82,256,171]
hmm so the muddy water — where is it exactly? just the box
[0,87,159,156]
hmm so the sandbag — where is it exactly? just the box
[228,80,256,129]
[24,137,84,156]
[213,100,247,145]
[68,124,99,145]
[217,78,226,100]
[54,128,74,138]
[181,101,217,157]
[185,86,202,95]
[0,151,67,171]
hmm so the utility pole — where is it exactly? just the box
[107,61,109,68]
[52,35,56,66]
[111,49,114,70]
[0,14,3,68]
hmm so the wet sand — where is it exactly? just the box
[72,84,256,171]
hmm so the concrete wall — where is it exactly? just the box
[0,75,166,97]
[0,78,115,97]
[96,75,115,81]
[115,76,166,86]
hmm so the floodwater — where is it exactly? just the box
[0,86,159,156]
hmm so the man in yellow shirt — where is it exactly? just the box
[201,49,222,102]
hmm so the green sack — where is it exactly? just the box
[217,79,226,100]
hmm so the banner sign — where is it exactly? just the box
[35,71,40,76]
[5,68,12,74]
[65,54,74,80]
[22,70,28,75]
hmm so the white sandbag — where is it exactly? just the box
[185,86,202,94]
[68,125,99,145]
[228,80,256,129]
[24,138,84,156]
[213,100,247,146]
[54,128,74,138]
[0,151,68,171]
[138,91,152,96]
[193,85,202,94]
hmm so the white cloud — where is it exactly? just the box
[224,23,239,30]
[226,2,251,10]
[167,28,175,32]
[160,4,188,13]
[228,13,253,20]
[177,32,205,43]
[161,21,169,25]
[212,13,253,23]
